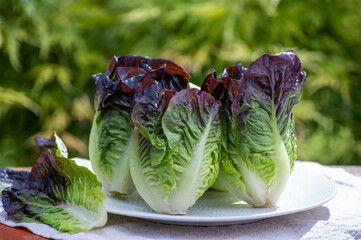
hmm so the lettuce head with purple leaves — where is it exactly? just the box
[202,50,306,207]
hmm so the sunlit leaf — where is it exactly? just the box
[0,87,41,116]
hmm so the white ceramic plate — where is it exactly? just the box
[106,167,336,226]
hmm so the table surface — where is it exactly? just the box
[1,165,361,240]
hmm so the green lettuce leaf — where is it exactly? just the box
[89,107,134,194]
[1,152,107,233]
[34,132,68,158]
[130,87,222,214]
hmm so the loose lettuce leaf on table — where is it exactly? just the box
[89,55,190,195]
[130,86,222,214]
[1,152,107,234]
[0,132,66,195]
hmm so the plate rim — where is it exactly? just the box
[105,167,337,224]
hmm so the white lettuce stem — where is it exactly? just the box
[224,102,291,207]
[238,160,268,206]
[217,170,255,204]
[267,128,290,204]
[89,111,103,183]
[64,203,107,230]
[265,104,290,205]
[221,143,268,207]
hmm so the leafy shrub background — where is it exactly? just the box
[0,0,360,166]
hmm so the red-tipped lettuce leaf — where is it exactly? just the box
[2,152,107,233]
[221,64,247,80]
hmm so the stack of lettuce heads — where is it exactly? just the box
[89,55,222,214]
[90,50,306,214]
[0,50,306,235]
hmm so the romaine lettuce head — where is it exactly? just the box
[89,55,190,195]
[1,152,107,233]
[130,85,222,214]
[202,50,306,207]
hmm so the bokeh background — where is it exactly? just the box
[1,0,360,167]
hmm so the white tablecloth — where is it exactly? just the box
[1,161,360,240]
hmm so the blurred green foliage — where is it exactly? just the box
[0,0,360,166]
